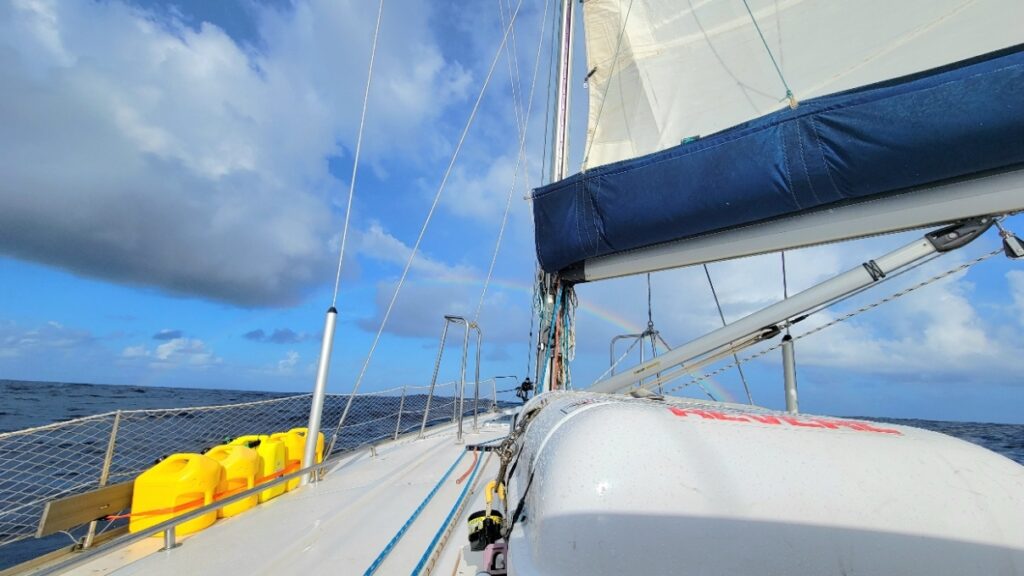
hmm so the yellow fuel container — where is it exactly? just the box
[270,432,304,491]
[229,435,286,502]
[206,444,259,517]
[288,427,325,463]
[129,453,220,537]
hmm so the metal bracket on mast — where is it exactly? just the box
[588,216,996,395]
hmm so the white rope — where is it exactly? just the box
[474,0,551,322]
[340,0,526,418]
[331,0,386,308]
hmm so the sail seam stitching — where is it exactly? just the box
[809,117,843,199]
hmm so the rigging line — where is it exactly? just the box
[703,263,754,404]
[473,0,551,323]
[504,0,529,136]
[781,251,789,299]
[629,335,762,398]
[498,0,525,136]
[740,0,797,108]
[597,336,643,382]
[669,248,1003,394]
[507,0,527,132]
[331,0,385,308]
[795,252,942,328]
[646,273,653,326]
[333,0,527,442]
[505,0,538,196]
[581,0,636,170]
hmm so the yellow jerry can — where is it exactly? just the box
[229,435,286,502]
[129,453,220,537]
[269,432,304,491]
[288,427,325,463]
[206,444,259,517]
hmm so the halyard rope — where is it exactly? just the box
[741,0,798,108]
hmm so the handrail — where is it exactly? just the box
[32,460,325,576]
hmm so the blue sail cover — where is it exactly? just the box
[532,45,1024,274]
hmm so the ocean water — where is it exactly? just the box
[0,380,1022,569]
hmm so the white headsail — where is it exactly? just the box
[582,0,1023,170]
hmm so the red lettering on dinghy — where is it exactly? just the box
[667,407,901,435]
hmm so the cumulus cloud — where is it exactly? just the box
[0,0,471,306]
[571,233,1024,390]
[121,336,221,369]
[353,222,476,280]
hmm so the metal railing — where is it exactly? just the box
[418,315,483,443]
[31,458,326,576]
[29,380,506,576]
[0,382,480,553]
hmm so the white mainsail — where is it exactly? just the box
[582,0,1023,170]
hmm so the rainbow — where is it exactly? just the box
[419,274,738,403]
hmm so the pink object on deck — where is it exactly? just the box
[482,542,507,575]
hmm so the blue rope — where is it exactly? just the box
[363,450,467,575]
[409,449,485,575]
[539,286,564,393]
[740,0,797,107]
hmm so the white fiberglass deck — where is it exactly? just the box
[58,417,509,576]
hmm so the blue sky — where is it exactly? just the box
[1,0,1022,423]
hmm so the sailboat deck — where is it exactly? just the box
[56,417,509,576]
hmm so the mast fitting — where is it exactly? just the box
[925,216,994,252]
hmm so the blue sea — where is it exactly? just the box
[0,380,1022,569]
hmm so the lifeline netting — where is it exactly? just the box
[0,380,492,549]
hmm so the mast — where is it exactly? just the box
[551,0,573,182]
[538,0,574,391]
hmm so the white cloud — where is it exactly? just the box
[0,320,97,358]
[120,337,221,369]
[353,222,475,280]
[120,345,148,359]
[572,234,1024,388]
[277,350,300,372]
[349,221,533,345]
[0,0,471,306]
[1007,270,1024,326]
